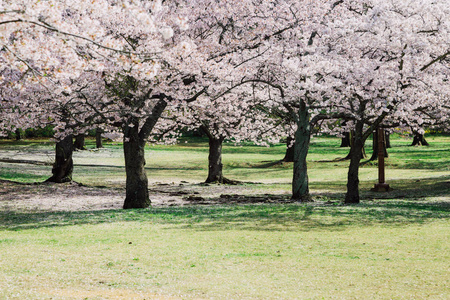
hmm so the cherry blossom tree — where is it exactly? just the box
[170,84,284,184]
[313,0,449,203]
[182,0,343,200]
[240,0,448,203]
[1,0,204,207]
[232,0,347,201]
[152,0,309,184]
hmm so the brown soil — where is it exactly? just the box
[0,180,292,212]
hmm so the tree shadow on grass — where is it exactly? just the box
[1,199,448,232]
[311,175,450,200]
[1,176,448,232]
[399,160,450,170]
[362,176,450,199]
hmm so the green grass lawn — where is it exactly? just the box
[0,134,449,299]
[1,134,449,186]
[0,203,448,299]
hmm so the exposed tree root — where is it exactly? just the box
[205,177,242,185]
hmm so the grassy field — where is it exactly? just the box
[0,134,449,299]
[1,134,449,189]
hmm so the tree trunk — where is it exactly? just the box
[46,134,73,183]
[411,132,429,146]
[340,131,351,147]
[205,136,225,183]
[345,121,364,204]
[282,136,295,162]
[344,130,366,160]
[74,134,86,150]
[96,128,103,148]
[123,124,150,209]
[15,128,22,141]
[291,100,312,202]
[369,129,388,161]
[385,132,391,148]
[122,98,167,209]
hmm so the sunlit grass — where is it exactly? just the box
[0,203,449,299]
[1,134,449,185]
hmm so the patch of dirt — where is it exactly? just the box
[0,180,293,212]
[0,180,124,211]
[184,193,293,205]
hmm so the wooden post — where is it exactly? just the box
[373,127,390,192]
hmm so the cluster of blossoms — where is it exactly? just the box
[1,0,448,137]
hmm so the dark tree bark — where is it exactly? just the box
[122,99,167,209]
[282,136,295,162]
[411,132,429,146]
[15,128,22,141]
[340,131,351,147]
[205,136,225,183]
[46,134,74,183]
[95,128,103,148]
[339,121,351,147]
[291,100,312,202]
[385,131,391,148]
[344,98,390,204]
[369,129,388,161]
[74,134,86,150]
[344,130,366,160]
[345,121,365,204]
[123,123,150,209]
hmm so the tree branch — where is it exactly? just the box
[420,50,449,71]
[138,99,168,142]
[1,18,159,58]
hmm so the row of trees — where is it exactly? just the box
[1,0,449,208]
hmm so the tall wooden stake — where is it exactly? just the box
[373,127,390,192]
